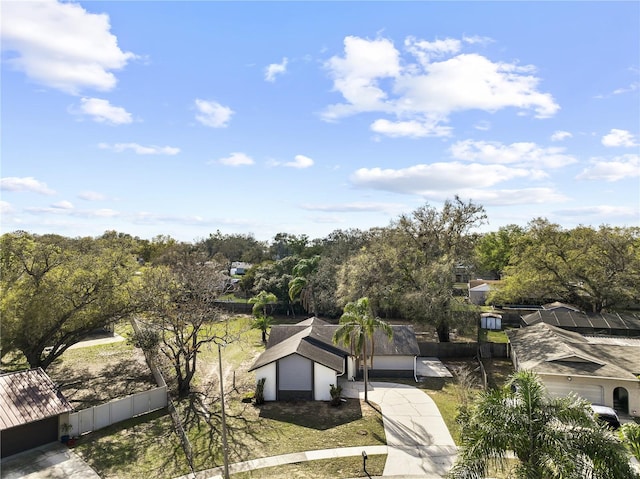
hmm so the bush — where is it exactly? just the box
[329,383,343,407]
[254,377,266,405]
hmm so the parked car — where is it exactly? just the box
[591,404,621,429]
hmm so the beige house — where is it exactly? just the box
[507,322,640,417]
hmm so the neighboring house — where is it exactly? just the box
[230,261,252,275]
[248,317,420,401]
[521,309,640,337]
[0,368,73,458]
[507,322,640,417]
[468,280,501,305]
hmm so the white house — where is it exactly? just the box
[248,317,420,401]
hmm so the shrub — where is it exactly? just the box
[255,378,266,405]
[329,383,343,407]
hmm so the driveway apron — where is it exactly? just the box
[341,381,457,477]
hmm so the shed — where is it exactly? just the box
[0,368,73,457]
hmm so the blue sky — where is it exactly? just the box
[2,1,639,242]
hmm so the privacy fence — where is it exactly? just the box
[68,386,167,436]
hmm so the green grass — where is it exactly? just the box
[74,409,190,479]
[478,328,509,343]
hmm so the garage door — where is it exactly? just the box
[546,381,604,404]
[1,416,59,458]
[278,354,312,400]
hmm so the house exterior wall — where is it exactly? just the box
[254,362,276,401]
[541,373,640,417]
[371,355,414,370]
[347,356,356,380]
[314,363,337,401]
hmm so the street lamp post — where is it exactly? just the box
[218,342,230,479]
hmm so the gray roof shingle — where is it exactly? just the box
[249,318,420,372]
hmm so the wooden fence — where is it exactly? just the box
[68,386,167,436]
[418,341,509,358]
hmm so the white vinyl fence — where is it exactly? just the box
[68,386,167,436]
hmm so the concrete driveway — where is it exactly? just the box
[341,381,458,477]
[0,442,100,479]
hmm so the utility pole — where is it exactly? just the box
[218,342,230,479]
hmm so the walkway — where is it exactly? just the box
[179,380,457,479]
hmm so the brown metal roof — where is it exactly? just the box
[0,368,73,430]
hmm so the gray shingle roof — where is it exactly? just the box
[507,323,640,380]
[249,318,420,372]
[0,368,73,430]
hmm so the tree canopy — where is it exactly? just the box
[450,370,638,479]
[1,232,140,369]
[489,220,640,311]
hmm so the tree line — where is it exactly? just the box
[2,198,638,382]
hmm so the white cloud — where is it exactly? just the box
[322,35,559,136]
[51,200,74,210]
[576,154,640,182]
[551,130,572,142]
[76,98,132,124]
[25,205,120,218]
[404,36,461,65]
[216,152,254,167]
[450,140,577,169]
[265,57,288,82]
[99,142,180,155]
[1,0,136,94]
[350,162,533,194]
[601,129,638,147]
[0,201,15,215]
[370,119,452,138]
[78,191,106,201]
[1,177,55,195]
[284,155,314,169]
[323,36,401,120]
[474,120,491,131]
[194,99,234,128]
[300,202,406,213]
[454,188,568,206]
[554,205,639,218]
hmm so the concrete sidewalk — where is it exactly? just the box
[341,381,457,477]
[175,445,388,479]
[0,443,100,479]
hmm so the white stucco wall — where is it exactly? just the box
[371,355,414,371]
[314,363,338,401]
[254,362,277,401]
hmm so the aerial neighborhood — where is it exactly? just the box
[2,2,638,478]
[1,201,639,478]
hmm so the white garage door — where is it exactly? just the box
[546,381,604,404]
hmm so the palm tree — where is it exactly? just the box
[450,370,638,479]
[248,291,277,343]
[332,297,392,403]
[288,255,320,315]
